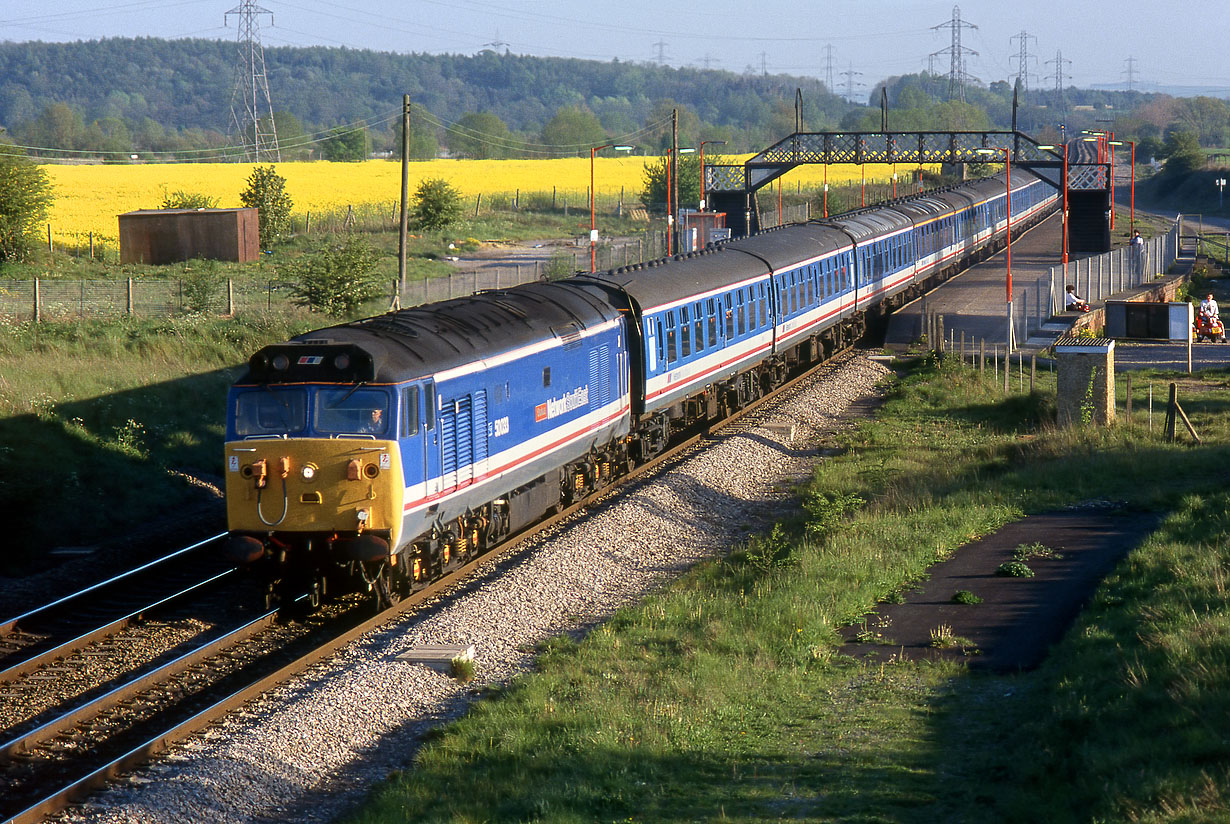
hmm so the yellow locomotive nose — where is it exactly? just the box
[225,439,402,552]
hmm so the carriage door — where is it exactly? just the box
[400,385,426,498]
[423,381,442,499]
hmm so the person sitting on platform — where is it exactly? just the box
[1064,285,1089,312]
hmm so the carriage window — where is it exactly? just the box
[737,292,746,335]
[402,386,420,435]
[656,319,665,364]
[680,305,691,357]
[725,295,734,338]
[759,283,768,326]
[666,313,677,362]
[234,388,306,436]
[707,298,718,347]
[694,302,704,350]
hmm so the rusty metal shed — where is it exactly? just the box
[118,208,259,265]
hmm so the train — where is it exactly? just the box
[223,168,1059,608]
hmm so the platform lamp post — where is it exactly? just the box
[589,144,634,273]
[977,147,1014,351]
[698,140,726,211]
[1038,143,1069,266]
[1110,139,1136,234]
[665,146,695,256]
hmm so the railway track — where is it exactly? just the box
[0,346,863,824]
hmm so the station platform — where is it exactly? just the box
[885,211,1115,354]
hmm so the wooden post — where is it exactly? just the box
[1030,354,1036,393]
[937,315,945,354]
[979,339,985,375]
[1165,383,1177,441]
[1125,374,1132,423]
[227,279,234,315]
[127,277,134,315]
[474,193,482,217]
[89,232,95,260]
[47,224,52,252]
[33,277,40,323]
[961,331,966,365]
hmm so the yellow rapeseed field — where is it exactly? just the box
[42,156,919,245]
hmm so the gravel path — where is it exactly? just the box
[57,353,892,824]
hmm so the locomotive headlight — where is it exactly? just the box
[333,353,351,370]
[271,354,290,371]
[300,462,318,482]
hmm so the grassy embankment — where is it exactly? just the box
[0,313,318,574]
[344,355,1230,824]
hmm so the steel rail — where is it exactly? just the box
[0,568,237,684]
[0,608,278,760]
[0,532,227,636]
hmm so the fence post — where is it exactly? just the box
[127,277,134,315]
[33,277,41,323]
[227,279,234,315]
[47,224,53,252]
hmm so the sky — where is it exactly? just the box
[2,0,1228,96]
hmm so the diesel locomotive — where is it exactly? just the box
[224,168,1058,608]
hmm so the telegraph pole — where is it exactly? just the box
[397,95,410,305]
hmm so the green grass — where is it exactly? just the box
[0,312,317,572]
[343,354,1230,824]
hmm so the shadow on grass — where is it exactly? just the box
[0,366,239,577]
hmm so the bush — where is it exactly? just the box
[284,234,383,317]
[411,178,464,233]
[161,190,219,210]
[0,152,55,265]
[180,259,224,314]
[240,165,293,248]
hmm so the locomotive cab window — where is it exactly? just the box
[234,388,307,437]
[314,387,390,436]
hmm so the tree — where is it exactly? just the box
[1161,130,1204,176]
[639,152,705,213]
[451,112,513,159]
[0,151,54,264]
[239,164,293,248]
[321,125,368,162]
[284,234,382,317]
[405,103,440,160]
[539,106,606,156]
[411,178,463,232]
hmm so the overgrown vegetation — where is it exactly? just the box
[342,355,1230,824]
[0,151,54,265]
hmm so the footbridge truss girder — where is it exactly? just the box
[704,130,1106,195]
